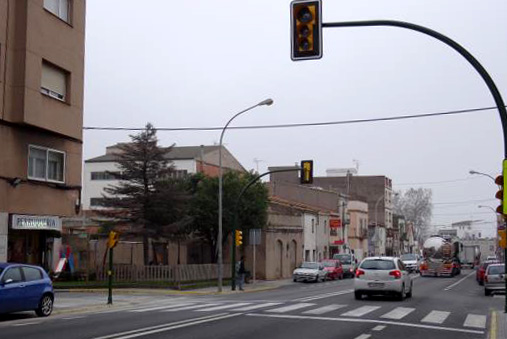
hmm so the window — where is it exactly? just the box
[44,0,70,23]
[41,61,68,102]
[91,171,120,180]
[28,146,65,183]
[170,169,188,179]
[22,267,43,282]
[90,198,106,207]
[2,267,23,283]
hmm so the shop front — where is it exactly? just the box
[7,214,62,272]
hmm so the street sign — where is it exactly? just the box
[249,229,262,245]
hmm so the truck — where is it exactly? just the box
[461,245,480,268]
[419,236,461,277]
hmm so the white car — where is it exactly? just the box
[293,262,327,282]
[400,253,420,273]
[354,257,413,300]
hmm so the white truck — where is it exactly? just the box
[461,245,480,268]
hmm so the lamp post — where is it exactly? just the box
[217,98,273,292]
[469,170,496,183]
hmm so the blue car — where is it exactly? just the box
[0,263,54,317]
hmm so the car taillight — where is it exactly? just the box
[389,270,402,279]
[356,269,365,278]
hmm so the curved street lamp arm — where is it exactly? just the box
[323,20,507,156]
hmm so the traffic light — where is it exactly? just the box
[300,160,313,184]
[291,0,322,61]
[499,229,507,249]
[235,230,243,247]
[495,174,505,214]
[107,231,119,248]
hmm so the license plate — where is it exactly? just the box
[368,282,384,288]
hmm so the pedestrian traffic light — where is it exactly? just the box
[300,160,313,184]
[107,231,119,248]
[235,230,243,247]
[291,0,322,61]
[499,229,507,249]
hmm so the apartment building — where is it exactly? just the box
[0,0,85,269]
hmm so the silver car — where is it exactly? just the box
[400,253,419,273]
[354,257,413,300]
[484,263,505,296]
[293,262,327,282]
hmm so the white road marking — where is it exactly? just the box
[444,271,475,291]
[92,313,241,339]
[12,322,42,327]
[294,289,353,302]
[341,306,381,317]
[380,307,415,320]
[421,310,450,324]
[129,303,194,313]
[195,303,251,312]
[302,304,347,315]
[162,304,219,312]
[372,325,386,331]
[232,303,282,311]
[463,314,487,329]
[247,313,484,335]
[353,334,371,339]
[266,303,315,313]
[61,316,87,320]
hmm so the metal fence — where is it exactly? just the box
[95,264,231,283]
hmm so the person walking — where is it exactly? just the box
[237,255,246,291]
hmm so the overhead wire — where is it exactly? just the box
[83,105,503,131]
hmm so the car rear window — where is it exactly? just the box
[487,265,505,275]
[333,254,351,264]
[22,267,43,281]
[322,261,336,267]
[360,259,396,270]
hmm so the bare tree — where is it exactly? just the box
[393,188,433,245]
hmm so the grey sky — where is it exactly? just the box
[83,0,507,237]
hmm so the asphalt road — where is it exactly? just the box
[0,269,504,339]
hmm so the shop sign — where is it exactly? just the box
[11,215,62,232]
[330,219,341,228]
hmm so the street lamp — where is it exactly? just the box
[469,170,496,183]
[217,98,274,292]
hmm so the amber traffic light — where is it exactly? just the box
[291,0,322,61]
[300,160,314,184]
[107,231,120,248]
[235,230,243,247]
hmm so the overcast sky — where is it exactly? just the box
[83,0,507,237]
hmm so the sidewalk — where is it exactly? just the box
[53,279,293,315]
[490,309,507,339]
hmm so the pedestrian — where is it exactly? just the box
[237,255,246,291]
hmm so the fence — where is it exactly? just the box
[95,264,232,283]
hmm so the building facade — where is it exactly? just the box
[0,0,85,270]
[347,200,369,261]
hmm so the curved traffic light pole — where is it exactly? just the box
[323,19,507,313]
[231,167,301,290]
[322,20,507,155]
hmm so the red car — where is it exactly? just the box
[477,261,499,285]
[321,260,344,280]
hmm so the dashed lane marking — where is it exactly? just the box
[372,325,386,331]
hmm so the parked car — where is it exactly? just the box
[321,259,344,280]
[354,256,413,300]
[293,262,327,282]
[400,253,420,273]
[484,264,505,296]
[476,260,499,285]
[0,263,54,317]
[332,253,356,278]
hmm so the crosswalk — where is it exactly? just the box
[123,300,487,330]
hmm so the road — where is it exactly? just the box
[0,269,504,339]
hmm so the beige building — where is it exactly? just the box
[347,200,369,261]
[0,0,85,270]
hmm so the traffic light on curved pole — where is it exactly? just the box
[291,0,322,61]
[107,231,120,249]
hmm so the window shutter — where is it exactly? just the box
[41,62,66,98]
